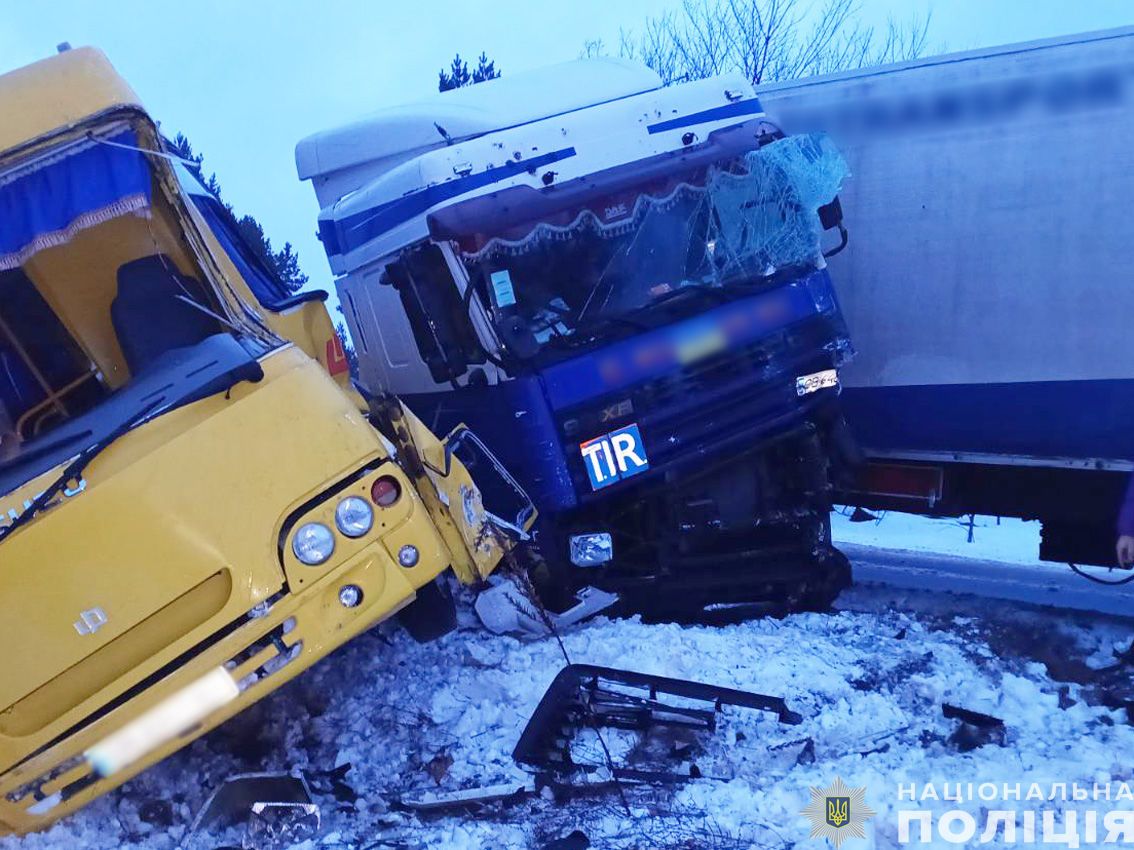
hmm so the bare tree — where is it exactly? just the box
[614,0,932,85]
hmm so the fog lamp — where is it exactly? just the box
[398,544,420,567]
[338,584,363,608]
[569,532,613,567]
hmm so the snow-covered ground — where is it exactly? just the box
[831,509,1043,566]
[6,516,1134,850]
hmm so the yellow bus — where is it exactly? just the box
[0,46,524,834]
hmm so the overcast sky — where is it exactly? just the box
[2,1,1131,295]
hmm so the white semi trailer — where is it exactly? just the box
[759,26,1134,567]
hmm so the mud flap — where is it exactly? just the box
[397,578,458,643]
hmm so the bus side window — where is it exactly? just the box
[384,244,485,385]
[0,268,101,437]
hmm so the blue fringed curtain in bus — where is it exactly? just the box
[0,128,151,271]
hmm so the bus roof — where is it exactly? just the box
[0,47,142,157]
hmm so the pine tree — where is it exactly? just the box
[438,51,500,92]
[335,320,359,378]
[471,52,500,84]
[438,54,470,91]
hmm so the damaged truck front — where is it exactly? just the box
[0,48,523,835]
[299,59,856,615]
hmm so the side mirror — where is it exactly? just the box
[819,197,849,259]
[818,197,843,231]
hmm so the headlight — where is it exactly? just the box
[338,584,363,608]
[292,522,335,565]
[570,532,613,567]
[398,544,420,567]
[335,496,374,538]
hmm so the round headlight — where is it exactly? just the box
[398,544,420,568]
[338,584,363,608]
[335,496,374,538]
[292,522,335,565]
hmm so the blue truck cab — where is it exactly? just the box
[297,58,856,614]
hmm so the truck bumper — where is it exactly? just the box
[544,407,853,614]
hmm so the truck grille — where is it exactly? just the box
[561,318,841,496]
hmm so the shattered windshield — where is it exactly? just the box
[459,134,848,356]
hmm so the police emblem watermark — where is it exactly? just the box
[800,776,876,848]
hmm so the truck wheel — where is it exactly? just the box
[799,548,853,612]
[398,579,457,643]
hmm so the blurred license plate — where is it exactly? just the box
[796,369,838,396]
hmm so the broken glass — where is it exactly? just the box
[458,133,848,356]
[706,133,849,280]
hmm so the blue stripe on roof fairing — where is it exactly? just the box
[319,97,765,258]
[321,146,577,257]
[646,98,764,134]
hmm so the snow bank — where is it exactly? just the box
[5,580,1133,849]
[832,509,1044,566]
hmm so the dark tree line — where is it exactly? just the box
[167,133,308,294]
[438,52,500,91]
[584,0,933,85]
[168,134,361,378]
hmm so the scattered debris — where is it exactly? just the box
[1058,686,1077,710]
[942,704,1006,751]
[462,641,505,668]
[475,578,618,636]
[243,800,320,850]
[188,772,316,845]
[303,763,358,805]
[513,664,802,785]
[795,738,816,766]
[425,752,454,785]
[1098,692,1134,725]
[400,780,535,812]
[136,798,175,828]
[542,829,590,849]
[1115,640,1134,666]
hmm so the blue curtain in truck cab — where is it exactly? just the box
[0,129,151,271]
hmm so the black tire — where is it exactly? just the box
[798,547,853,612]
[398,578,457,643]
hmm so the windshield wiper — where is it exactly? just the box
[0,430,94,473]
[545,286,731,352]
[0,397,165,546]
[543,313,651,351]
[642,283,732,310]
